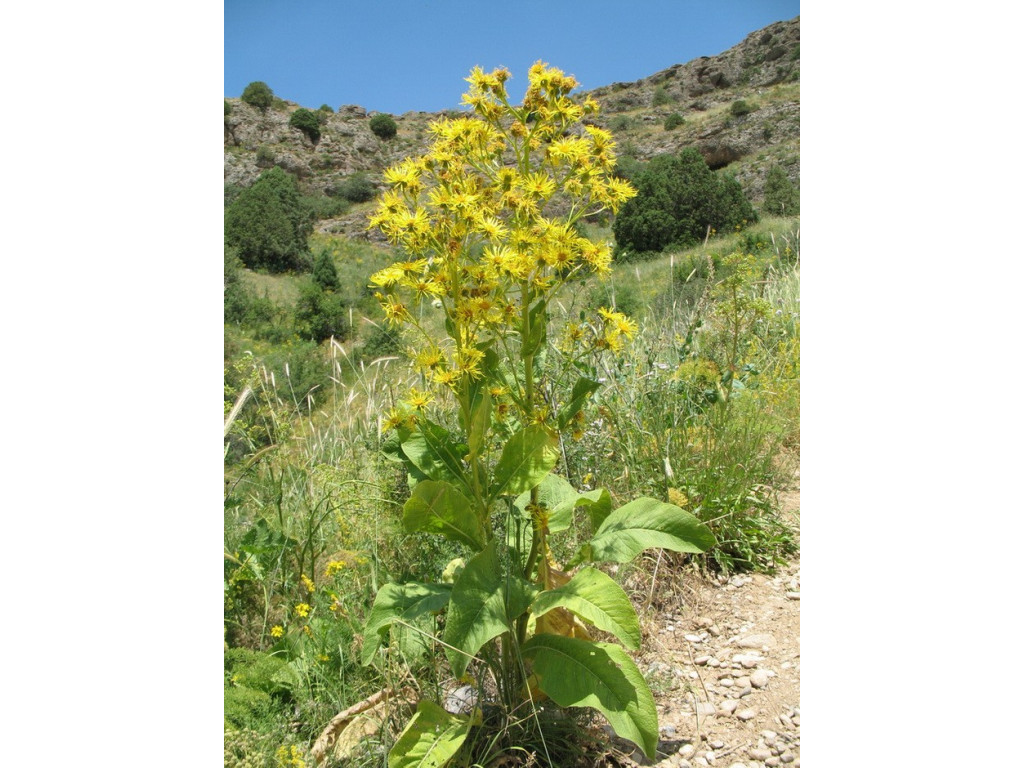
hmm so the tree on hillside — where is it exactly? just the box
[762,165,799,216]
[312,249,339,291]
[241,81,274,111]
[369,113,397,139]
[289,107,321,143]
[225,167,312,272]
[612,148,758,256]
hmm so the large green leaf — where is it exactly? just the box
[403,480,486,551]
[361,582,451,665]
[444,542,536,679]
[489,425,559,499]
[399,421,468,489]
[578,497,716,564]
[388,700,473,768]
[465,387,491,461]
[530,567,641,650]
[522,635,658,760]
[513,473,577,533]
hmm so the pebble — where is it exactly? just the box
[750,670,770,689]
[734,676,751,689]
[766,758,780,767]
[735,634,776,649]
[780,753,795,763]
[696,758,708,767]
[685,633,706,643]
[761,730,778,746]
[709,740,725,749]
[718,699,739,714]
[733,653,760,668]
[735,685,753,698]
[708,658,722,668]
[679,743,696,758]
[695,702,717,717]
[785,591,800,600]
[749,748,773,761]
[704,751,716,764]
[719,677,734,687]
[661,724,677,737]
[679,761,693,768]
[695,655,712,666]
[737,708,757,721]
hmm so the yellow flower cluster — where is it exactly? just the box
[294,603,311,619]
[300,574,315,594]
[274,744,306,768]
[369,62,636,398]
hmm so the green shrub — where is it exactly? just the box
[224,248,276,327]
[241,81,274,111]
[294,281,351,343]
[224,100,233,117]
[359,323,402,361]
[612,148,758,256]
[663,112,684,131]
[762,165,799,216]
[369,113,397,139]
[312,249,340,291]
[730,99,755,117]
[255,145,275,167]
[608,115,632,132]
[652,85,672,107]
[298,193,349,221]
[332,172,376,203]
[288,107,321,143]
[225,167,312,272]
[318,104,334,113]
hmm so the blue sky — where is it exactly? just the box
[225,0,800,114]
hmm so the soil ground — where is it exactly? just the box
[612,478,801,768]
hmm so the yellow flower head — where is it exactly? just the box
[294,603,311,619]
[270,625,284,638]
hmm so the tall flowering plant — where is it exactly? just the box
[361,63,714,765]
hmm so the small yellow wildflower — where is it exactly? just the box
[301,574,315,593]
[294,603,311,619]
[270,625,284,638]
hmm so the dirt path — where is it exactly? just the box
[614,484,801,768]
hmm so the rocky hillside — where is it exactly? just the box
[224,16,798,234]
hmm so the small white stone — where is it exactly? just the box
[690,671,699,679]
[679,743,696,758]
[766,758,781,767]
[719,677,734,687]
[749,748,773,761]
[685,633,705,643]
[709,740,725,749]
[780,753,795,764]
[751,670,770,689]
[695,655,712,666]
[708,658,721,668]
[695,702,717,717]
[718,699,739,714]
[737,708,757,721]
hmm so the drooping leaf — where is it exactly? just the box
[578,497,716,565]
[444,542,537,679]
[575,488,613,531]
[388,699,474,768]
[465,387,491,461]
[522,635,658,760]
[530,567,641,650]
[489,425,559,499]
[521,298,548,357]
[403,480,486,551]
[513,473,578,533]
[361,582,451,665]
[557,376,601,429]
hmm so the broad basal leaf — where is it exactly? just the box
[361,582,451,665]
[578,497,716,564]
[489,425,559,499]
[530,567,641,650]
[522,634,658,760]
[443,542,536,679]
[403,480,486,551]
[388,699,474,768]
